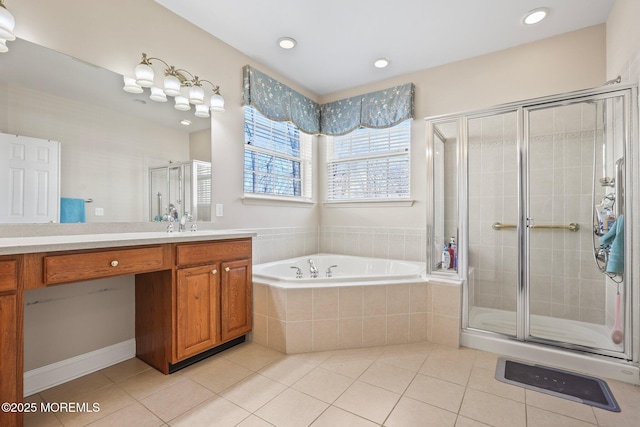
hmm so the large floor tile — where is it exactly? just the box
[527,406,598,427]
[139,378,213,422]
[219,373,287,413]
[404,373,465,413]
[168,395,251,427]
[258,357,316,386]
[99,358,152,383]
[255,388,328,427]
[186,358,253,393]
[84,402,163,427]
[292,367,354,403]
[358,361,416,394]
[54,384,136,427]
[384,396,457,427]
[39,371,113,403]
[222,342,285,371]
[459,388,526,427]
[320,354,375,379]
[467,365,525,402]
[419,356,473,386]
[525,389,597,424]
[311,406,379,427]
[334,380,401,424]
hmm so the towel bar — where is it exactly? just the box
[492,222,580,232]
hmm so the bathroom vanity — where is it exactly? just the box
[0,230,253,427]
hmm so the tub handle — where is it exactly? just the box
[326,265,338,278]
[290,266,303,279]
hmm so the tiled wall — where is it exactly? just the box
[252,281,460,353]
[250,226,320,265]
[319,226,427,262]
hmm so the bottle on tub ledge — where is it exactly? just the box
[441,244,451,270]
[449,236,457,270]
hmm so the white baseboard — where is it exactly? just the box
[24,339,136,397]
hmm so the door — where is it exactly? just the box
[176,264,220,360]
[0,133,60,223]
[525,92,630,357]
[220,259,252,342]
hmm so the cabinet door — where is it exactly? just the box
[176,264,220,361]
[220,259,252,342]
[0,294,19,427]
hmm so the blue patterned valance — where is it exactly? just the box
[243,65,321,134]
[243,65,414,136]
[321,83,415,136]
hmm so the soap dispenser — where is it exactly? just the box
[442,245,451,270]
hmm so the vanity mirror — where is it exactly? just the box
[0,38,213,223]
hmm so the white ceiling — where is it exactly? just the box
[155,0,615,97]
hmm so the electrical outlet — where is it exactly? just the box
[215,204,223,217]
[95,207,104,216]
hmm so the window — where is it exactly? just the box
[243,106,312,198]
[326,120,411,201]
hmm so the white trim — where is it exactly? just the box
[323,199,414,208]
[241,193,315,207]
[23,339,136,396]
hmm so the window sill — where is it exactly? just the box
[323,199,415,208]
[241,194,315,207]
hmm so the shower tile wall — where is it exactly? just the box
[469,107,607,324]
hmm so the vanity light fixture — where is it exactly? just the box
[278,37,297,49]
[523,8,548,25]
[123,53,225,118]
[374,57,390,68]
[0,0,16,53]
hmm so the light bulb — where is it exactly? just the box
[134,63,155,87]
[163,74,181,97]
[122,76,143,94]
[210,93,225,112]
[195,104,210,118]
[174,96,191,111]
[149,86,168,102]
[0,4,16,41]
[189,85,205,105]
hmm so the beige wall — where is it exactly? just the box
[7,0,613,371]
[319,25,606,230]
[606,0,640,79]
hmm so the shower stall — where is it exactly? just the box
[426,83,639,381]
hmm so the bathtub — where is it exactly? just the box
[252,253,447,353]
[252,253,426,288]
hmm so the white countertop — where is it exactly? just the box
[0,229,256,255]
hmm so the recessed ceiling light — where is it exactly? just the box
[374,57,390,68]
[523,8,548,25]
[180,119,191,126]
[278,37,297,49]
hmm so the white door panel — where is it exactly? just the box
[0,133,60,223]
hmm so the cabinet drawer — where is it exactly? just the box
[176,239,251,267]
[0,260,17,292]
[44,246,168,285]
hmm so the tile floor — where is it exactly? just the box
[24,342,640,427]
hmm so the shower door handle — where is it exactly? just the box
[615,157,624,217]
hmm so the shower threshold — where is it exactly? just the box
[468,306,623,352]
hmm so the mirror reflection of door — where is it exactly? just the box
[0,133,60,223]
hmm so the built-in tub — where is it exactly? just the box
[251,254,461,354]
[252,253,426,287]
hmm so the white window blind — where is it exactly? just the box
[326,120,411,200]
[244,106,312,198]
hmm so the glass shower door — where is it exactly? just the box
[526,94,627,355]
[466,110,519,336]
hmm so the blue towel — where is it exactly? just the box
[60,198,86,223]
[600,215,624,274]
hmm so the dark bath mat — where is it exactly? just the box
[495,357,620,412]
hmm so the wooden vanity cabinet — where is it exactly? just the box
[0,258,21,427]
[136,238,252,373]
[175,263,221,360]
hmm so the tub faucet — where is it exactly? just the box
[290,266,303,278]
[326,265,338,278]
[308,259,318,278]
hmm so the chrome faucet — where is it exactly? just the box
[308,259,318,278]
[290,266,303,278]
[326,265,338,277]
[179,213,193,232]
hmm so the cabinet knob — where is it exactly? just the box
[225,267,230,272]
[110,260,119,267]
[211,269,217,275]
